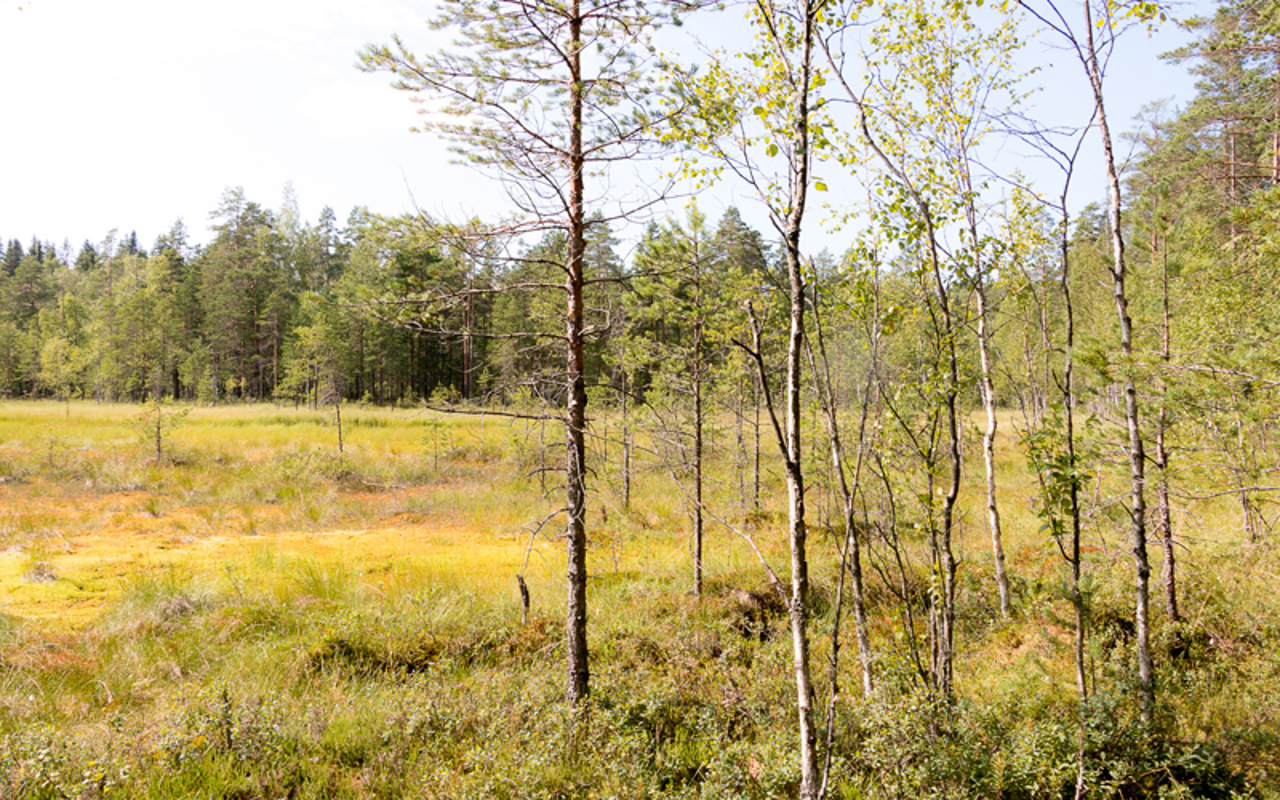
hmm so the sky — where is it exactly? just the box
[0,0,504,253]
[0,0,1206,259]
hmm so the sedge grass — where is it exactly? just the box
[0,400,1275,796]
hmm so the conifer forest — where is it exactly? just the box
[2,0,1280,797]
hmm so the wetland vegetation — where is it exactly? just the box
[0,401,1276,798]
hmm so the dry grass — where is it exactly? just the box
[0,400,1276,798]
[0,401,787,632]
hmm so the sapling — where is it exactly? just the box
[133,394,190,463]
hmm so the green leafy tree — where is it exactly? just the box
[74,241,99,273]
[38,334,86,409]
[132,394,190,463]
[669,0,829,790]
[3,240,23,277]
[1019,0,1167,725]
[712,207,773,515]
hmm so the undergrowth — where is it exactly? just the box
[0,564,1273,798]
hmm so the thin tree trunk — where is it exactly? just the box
[975,243,1011,619]
[154,403,163,462]
[464,265,475,399]
[921,208,961,702]
[272,323,279,397]
[335,401,344,456]
[694,340,704,598]
[1056,177,1090,800]
[736,369,747,517]
[1040,257,1052,423]
[753,371,762,513]
[807,284,877,703]
[783,194,818,800]
[565,0,590,705]
[622,368,632,511]
[693,253,706,598]
[1082,0,1153,723]
[780,6,819,791]
[1154,219,1180,626]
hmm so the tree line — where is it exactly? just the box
[0,191,779,412]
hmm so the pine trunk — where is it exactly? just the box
[565,0,590,705]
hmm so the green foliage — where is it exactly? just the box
[838,688,1254,799]
[131,394,191,463]
[1022,405,1095,542]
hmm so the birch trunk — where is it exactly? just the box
[976,255,1011,619]
[1082,0,1153,722]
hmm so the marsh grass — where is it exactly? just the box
[0,401,1275,797]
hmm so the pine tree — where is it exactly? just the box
[361,0,693,704]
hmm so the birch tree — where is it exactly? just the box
[1018,0,1161,723]
[823,0,1023,697]
[669,0,828,791]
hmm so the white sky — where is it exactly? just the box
[0,0,504,253]
[0,0,1203,257]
